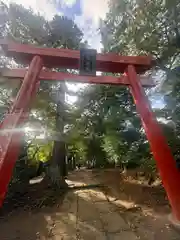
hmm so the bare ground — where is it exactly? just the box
[0,169,179,240]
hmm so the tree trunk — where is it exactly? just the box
[48,82,68,188]
[68,155,76,171]
[72,156,76,170]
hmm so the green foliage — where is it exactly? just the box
[28,142,53,163]
[0,1,84,191]
[66,0,180,172]
[67,83,148,169]
[102,134,120,164]
[101,0,180,63]
[95,0,180,170]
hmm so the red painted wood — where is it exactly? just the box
[0,56,43,206]
[0,111,25,205]
[0,40,152,73]
[127,65,180,221]
[0,69,155,87]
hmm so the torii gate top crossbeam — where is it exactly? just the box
[0,40,152,74]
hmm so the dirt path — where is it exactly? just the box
[0,169,179,239]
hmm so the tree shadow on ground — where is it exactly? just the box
[1,177,67,215]
[66,169,169,214]
[0,182,178,240]
[69,184,103,190]
[0,178,66,239]
[0,181,107,239]
[93,169,170,214]
[0,170,178,240]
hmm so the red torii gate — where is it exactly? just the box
[0,40,180,223]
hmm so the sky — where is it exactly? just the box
[6,0,109,51]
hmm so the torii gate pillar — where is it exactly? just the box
[127,65,180,223]
[0,56,43,206]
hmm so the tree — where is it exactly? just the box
[66,0,180,172]
[98,0,180,167]
[100,0,180,64]
[67,82,149,169]
[0,2,83,189]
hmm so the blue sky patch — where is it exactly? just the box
[55,0,82,19]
